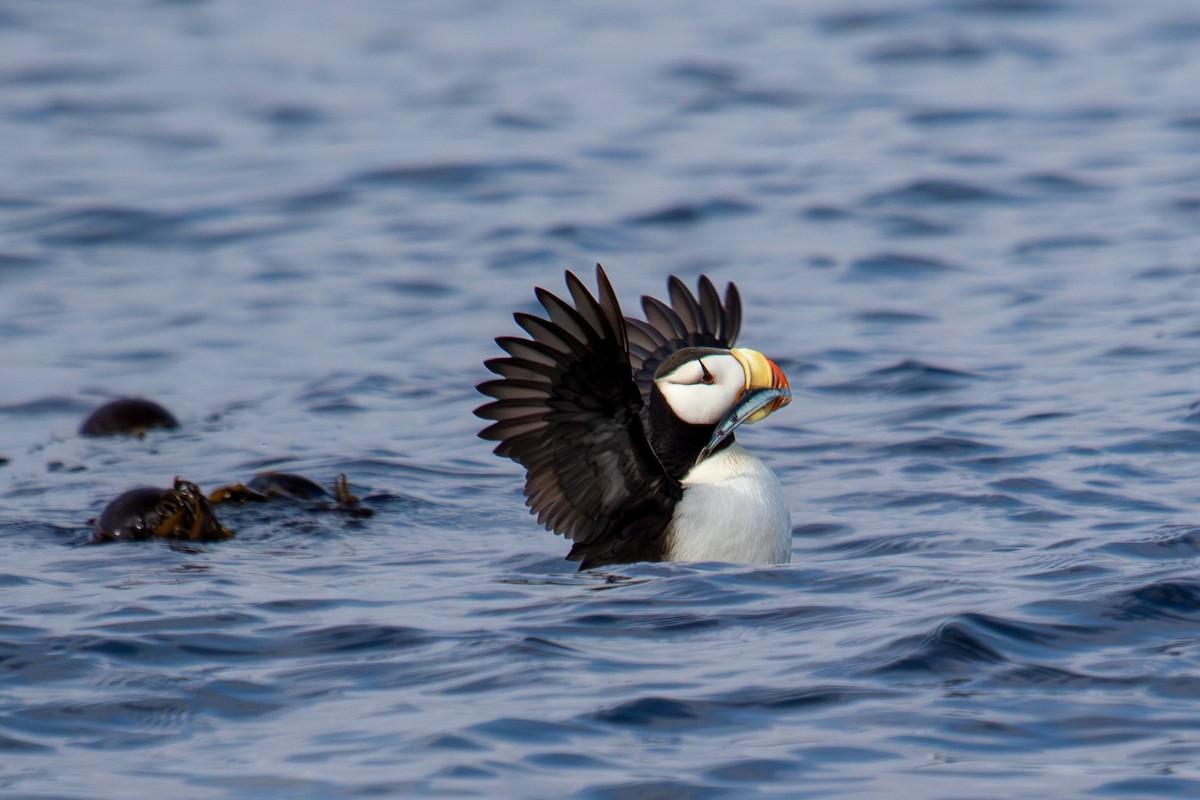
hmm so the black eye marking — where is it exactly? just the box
[698,360,714,385]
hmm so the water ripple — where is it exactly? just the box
[865,179,1011,206]
[844,252,962,280]
[625,197,756,226]
[819,359,979,395]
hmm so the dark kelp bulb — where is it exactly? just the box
[208,472,370,516]
[92,479,233,543]
[80,398,179,437]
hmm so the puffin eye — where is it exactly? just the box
[698,361,714,385]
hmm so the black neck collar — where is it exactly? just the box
[644,386,734,481]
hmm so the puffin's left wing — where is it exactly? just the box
[476,265,682,569]
[626,274,742,398]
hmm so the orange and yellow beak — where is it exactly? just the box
[731,348,791,423]
[697,348,791,462]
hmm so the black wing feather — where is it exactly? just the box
[626,273,743,398]
[476,265,681,569]
[482,356,556,382]
[667,276,702,332]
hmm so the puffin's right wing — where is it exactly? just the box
[625,274,742,398]
[476,265,681,569]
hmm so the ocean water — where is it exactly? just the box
[3,0,1200,796]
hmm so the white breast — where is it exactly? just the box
[665,443,791,564]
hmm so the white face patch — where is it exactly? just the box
[655,353,745,425]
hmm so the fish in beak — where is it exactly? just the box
[697,348,791,462]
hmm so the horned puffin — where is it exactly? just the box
[476,265,792,570]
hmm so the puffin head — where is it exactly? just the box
[653,347,791,466]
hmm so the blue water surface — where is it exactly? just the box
[3,0,1200,797]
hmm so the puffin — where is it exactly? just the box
[475,265,792,570]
